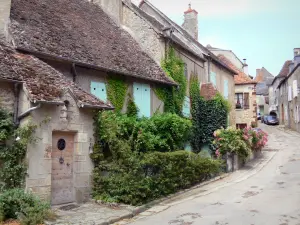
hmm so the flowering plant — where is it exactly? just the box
[243,127,268,152]
[213,127,251,160]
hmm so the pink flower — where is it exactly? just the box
[216,149,220,157]
[213,131,217,137]
[243,135,249,140]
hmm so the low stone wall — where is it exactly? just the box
[226,151,262,172]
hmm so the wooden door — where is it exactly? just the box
[51,132,75,205]
[133,83,151,118]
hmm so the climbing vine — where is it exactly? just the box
[155,47,187,115]
[126,93,139,117]
[189,73,201,108]
[191,93,230,154]
[107,76,128,112]
[0,107,37,191]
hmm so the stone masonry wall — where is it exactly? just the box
[235,84,256,127]
[122,3,165,65]
[0,82,15,112]
[25,91,95,203]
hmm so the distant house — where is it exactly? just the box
[1,0,176,205]
[218,55,257,129]
[269,60,291,117]
[277,48,300,131]
[255,68,274,115]
[116,0,237,125]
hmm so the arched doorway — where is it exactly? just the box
[270,111,277,117]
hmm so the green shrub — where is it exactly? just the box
[0,108,14,142]
[0,189,53,224]
[93,151,221,205]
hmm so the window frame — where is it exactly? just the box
[235,92,250,110]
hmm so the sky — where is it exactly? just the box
[132,0,300,77]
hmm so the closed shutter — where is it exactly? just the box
[91,81,107,102]
[224,79,229,99]
[244,93,249,109]
[210,72,217,87]
[182,96,191,118]
[133,83,151,118]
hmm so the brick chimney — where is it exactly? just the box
[182,3,198,40]
[0,0,11,41]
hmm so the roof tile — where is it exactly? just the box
[0,42,113,109]
[10,0,175,85]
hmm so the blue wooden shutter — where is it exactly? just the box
[182,96,190,118]
[224,79,229,99]
[91,81,107,102]
[133,83,151,118]
[210,72,217,87]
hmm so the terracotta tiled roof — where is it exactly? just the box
[278,60,292,77]
[200,83,218,100]
[0,42,113,109]
[218,55,256,85]
[10,0,175,85]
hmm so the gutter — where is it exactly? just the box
[17,103,41,125]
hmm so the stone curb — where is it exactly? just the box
[98,173,230,225]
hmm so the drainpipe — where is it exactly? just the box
[13,83,20,125]
[71,63,78,83]
[17,103,41,125]
[207,54,211,82]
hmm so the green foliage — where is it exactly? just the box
[91,111,220,205]
[107,76,128,112]
[156,47,187,115]
[189,73,201,103]
[0,108,14,142]
[213,127,251,160]
[126,93,139,117]
[93,151,221,205]
[191,93,230,153]
[0,107,37,191]
[0,189,53,224]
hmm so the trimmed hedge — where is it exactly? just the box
[93,151,221,205]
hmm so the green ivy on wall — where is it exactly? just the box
[155,47,187,115]
[191,93,230,154]
[107,76,128,112]
[189,73,201,107]
[0,108,36,191]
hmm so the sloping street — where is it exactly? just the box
[116,124,300,225]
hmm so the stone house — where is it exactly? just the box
[268,60,291,117]
[106,0,237,125]
[277,49,300,131]
[255,68,274,116]
[1,0,175,205]
[218,55,257,129]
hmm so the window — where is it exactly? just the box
[235,93,249,109]
[223,79,229,99]
[182,96,191,118]
[133,83,151,118]
[293,80,298,98]
[91,81,107,101]
[210,71,217,87]
[236,124,247,129]
[288,85,292,101]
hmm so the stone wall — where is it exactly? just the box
[25,91,96,203]
[0,82,15,112]
[122,4,165,64]
[235,84,257,127]
[92,0,122,25]
[0,0,11,41]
